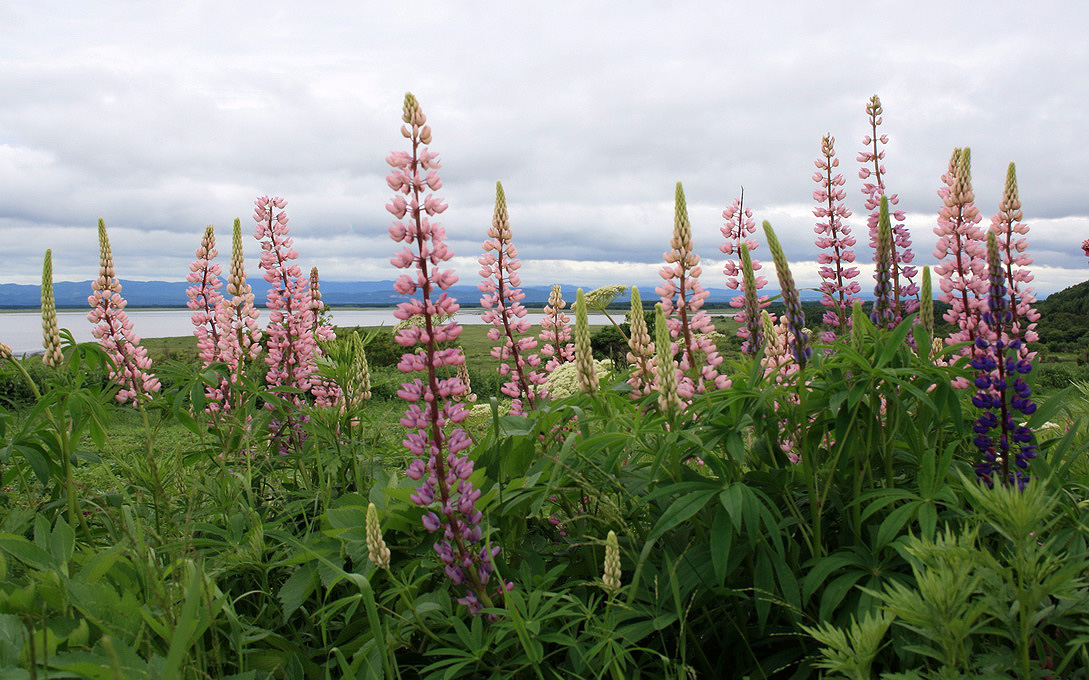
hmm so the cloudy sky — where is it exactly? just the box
[2,1,1087,297]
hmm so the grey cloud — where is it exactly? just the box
[1,1,1087,295]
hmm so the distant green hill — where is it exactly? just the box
[1037,279,1089,352]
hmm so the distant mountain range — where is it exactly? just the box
[0,279,835,309]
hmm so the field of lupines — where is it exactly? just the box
[1,92,1088,679]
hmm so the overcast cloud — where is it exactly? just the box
[1,1,1087,296]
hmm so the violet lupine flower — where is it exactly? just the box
[656,182,728,399]
[213,218,262,407]
[989,163,1039,357]
[625,286,656,399]
[478,182,545,414]
[762,221,810,367]
[538,285,574,374]
[972,232,1037,489]
[387,93,508,615]
[870,197,897,329]
[255,196,320,412]
[857,95,918,320]
[41,249,63,367]
[933,147,987,386]
[722,191,771,352]
[87,219,161,404]
[812,134,860,341]
[186,225,225,368]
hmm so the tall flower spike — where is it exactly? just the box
[346,331,372,408]
[989,163,1039,357]
[41,250,63,367]
[739,244,764,354]
[972,232,1037,489]
[479,181,544,413]
[310,267,336,344]
[308,266,342,409]
[850,301,868,353]
[186,225,225,368]
[625,286,655,399]
[388,93,508,615]
[933,147,987,386]
[657,182,727,399]
[87,219,160,404]
[722,191,771,352]
[857,94,918,320]
[602,530,621,594]
[763,221,810,367]
[538,285,574,374]
[653,303,681,414]
[366,503,391,570]
[574,288,598,394]
[255,196,323,416]
[920,266,935,351]
[870,197,897,329]
[812,134,860,341]
[1082,239,1089,261]
[214,217,262,408]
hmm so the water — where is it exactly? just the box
[2,308,620,355]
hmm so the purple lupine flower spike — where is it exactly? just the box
[812,134,860,341]
[478,181,545,413]
[972,232,1037,489]
[857,94,918,320]
[388,93,509,615]
[722,190,771,352]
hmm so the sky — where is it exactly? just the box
[2,1,1088,298]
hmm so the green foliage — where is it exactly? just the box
[2,311,1089,678]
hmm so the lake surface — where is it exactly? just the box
[2,308,622,355]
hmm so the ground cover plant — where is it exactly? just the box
[0,92,1088,679]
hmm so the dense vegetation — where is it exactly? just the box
[1,91,1088,679]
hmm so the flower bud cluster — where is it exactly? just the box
[721,192,771,352]
[656,183,728,400]
[41,249,63,367]
[478,182,545,413]
[653,303,682,413]
[574,288,599,394]
[87,219,160,404]
[763,222,810,367]
[871,197,897,329]
[625,286,655,398]
[812,135,860,341]
[388,93,508,615]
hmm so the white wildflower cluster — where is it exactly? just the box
[546,358,613,399]
[464,401,511,431]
